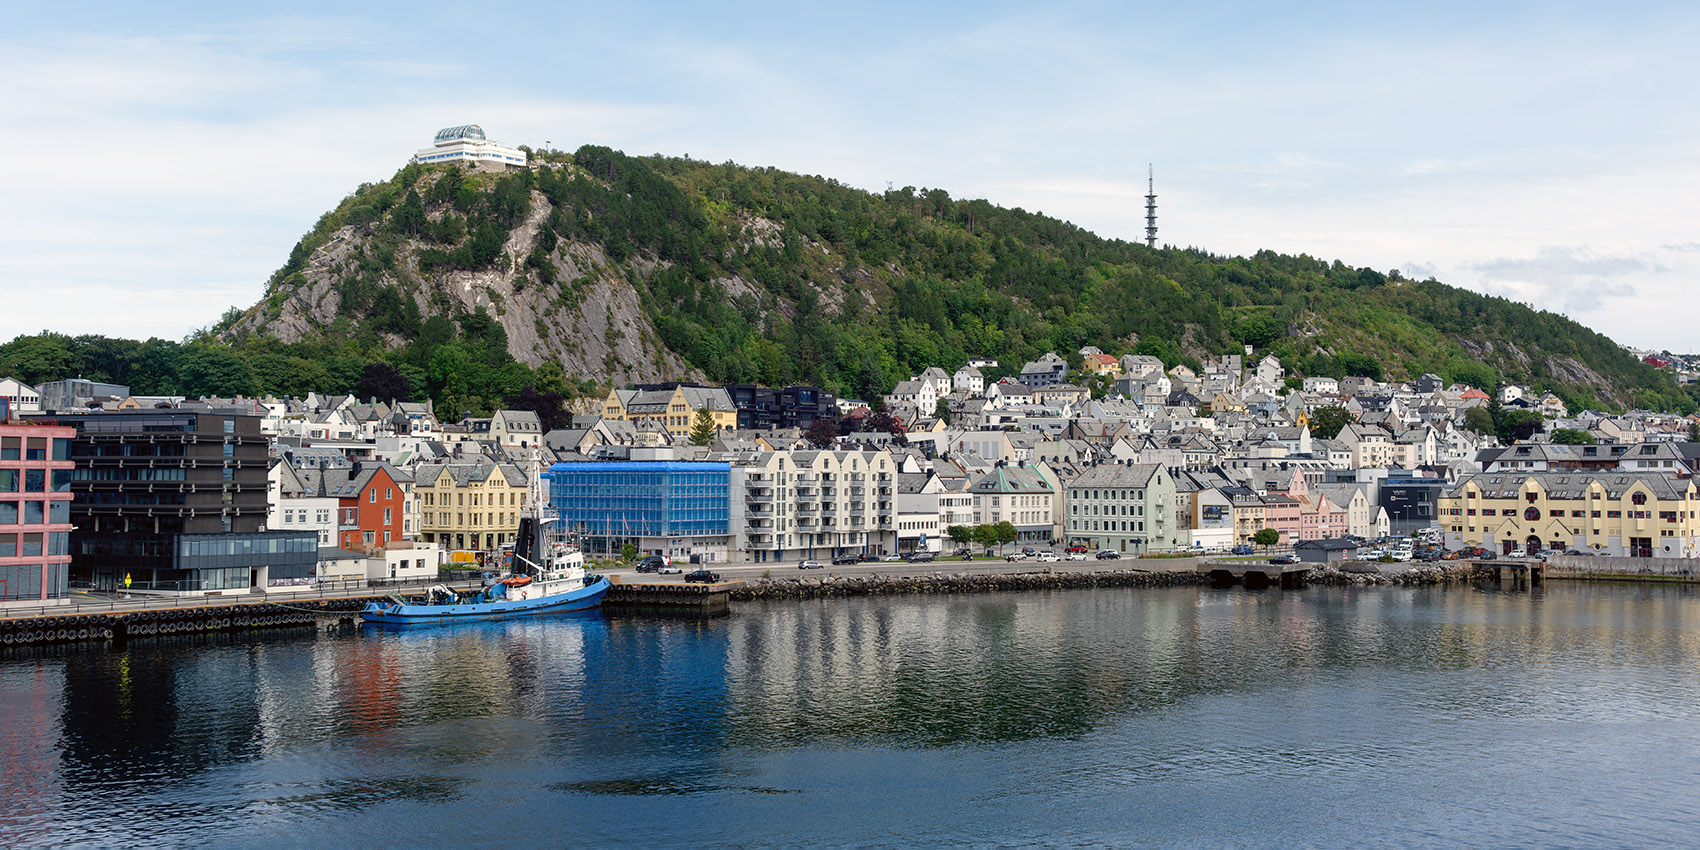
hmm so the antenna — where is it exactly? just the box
[1144,164,1158,249]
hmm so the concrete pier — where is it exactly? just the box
[1201,560,1311,590]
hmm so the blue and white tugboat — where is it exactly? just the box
[360,458,610,627]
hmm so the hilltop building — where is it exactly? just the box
[413,125,527,171]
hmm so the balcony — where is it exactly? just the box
[797,505,817,514]
[746,502,772,514]
[821,503,836,513]
[745,493,774,504]
[797,518,816,528]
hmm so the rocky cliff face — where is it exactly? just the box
[230,180,699,386]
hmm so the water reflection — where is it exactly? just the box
[0,583,1698,846]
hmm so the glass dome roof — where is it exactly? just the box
[433,125,487,145]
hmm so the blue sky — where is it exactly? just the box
[5,1,1697,350]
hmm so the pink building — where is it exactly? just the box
[0,423,76,600]
[1288,476,1350,541]
[1260,493,1301,545]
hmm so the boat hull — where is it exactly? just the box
[360,576,611,627]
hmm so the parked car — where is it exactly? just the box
[684,569,721,583]
[634,555,666,573]
[1064,546,1088,554]
[1004,552,1028,562]
[909,552,936,563]
[1021,547,1037,557]
[1095,550,1120,560]
[1232,544,1254,555]
[1035,552,1059,562]
[1064,551,1086,561]
[878,554,904,562]
[1269,555,1299,565]
[831,555,861,566]
[657,564,683,574]
[953,547,972,556]
[799,560,826,570]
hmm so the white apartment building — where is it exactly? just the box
[728,449,896,564]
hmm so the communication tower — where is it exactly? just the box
[1144,164,1158,249]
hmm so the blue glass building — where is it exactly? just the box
[547,461,731,562]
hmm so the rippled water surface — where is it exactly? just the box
[4,583,1700,847]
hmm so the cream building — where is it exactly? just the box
[1441,471,1700,558]
[416,461,529,552]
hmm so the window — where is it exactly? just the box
[1632,492,1647,506]
[386,488,393,500]
[369,489,377,503]
[24,470,44,492]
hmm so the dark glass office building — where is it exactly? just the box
[43,411,315,592]
[727,385,837,431]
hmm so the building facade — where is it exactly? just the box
[728,450,894,563]
[549,460,732,564]
[1441,471,1700,557]
[416,461,528,552]
[47,411,314,593]
[412,124,527,169]
[727,385,838,431]
[0,423,75,600]
[970,462,1056,545]
[1063,463,1181,554]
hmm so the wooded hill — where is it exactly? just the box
[4,145,1690,417]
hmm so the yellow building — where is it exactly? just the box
[1441,471,1700,558]
[416,461,528,552]
[600,385,737,438]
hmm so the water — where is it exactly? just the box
[5,583,1700,848]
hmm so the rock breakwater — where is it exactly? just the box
[727,569,1207,601]
[1303,563,1487,586]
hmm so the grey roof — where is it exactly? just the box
[1065,463,1164,489]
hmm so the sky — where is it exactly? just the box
[4,1,1697,351]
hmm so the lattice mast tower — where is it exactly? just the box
[1144,164,1158,248]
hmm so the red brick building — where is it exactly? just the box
[0,422,76,600]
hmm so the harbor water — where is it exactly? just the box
[4,582,1700,847]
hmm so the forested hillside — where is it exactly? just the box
[2,144,1691,417]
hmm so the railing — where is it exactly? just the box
[0,574,465,619]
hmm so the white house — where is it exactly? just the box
[0,377,40,415]
[953,365,986,396]
[885,380,938,414]
[1303,376,1340,395]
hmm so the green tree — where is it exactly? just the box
[619,543,638,562]
[688,407,717,446]
[1550,428,1595,445]
[994,521,1018,553]
[947,525,973,549]
[1496,410,1545,444]
[1307,406,1353,438]
[1688,421,1699,443]
[1463,405,1496,435]
[1253,527,1280,548]
[971,523,998,555]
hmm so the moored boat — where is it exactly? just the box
[361,455,609,627]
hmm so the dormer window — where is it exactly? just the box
[1632,492,1647,506]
